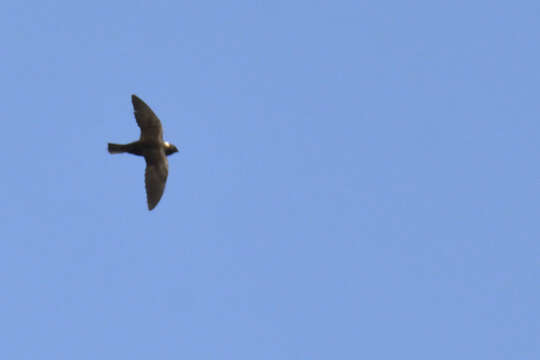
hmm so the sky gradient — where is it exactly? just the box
[1,1,539,359]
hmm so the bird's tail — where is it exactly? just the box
[108,143,129,154]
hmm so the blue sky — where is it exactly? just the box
[1,1,539,359]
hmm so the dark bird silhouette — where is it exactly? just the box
[108,95,179,210]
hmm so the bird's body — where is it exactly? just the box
[108,140,178,156]
[108,95,179,210]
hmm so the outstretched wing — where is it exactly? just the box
[144,148,169,210]
[132,94,163,142]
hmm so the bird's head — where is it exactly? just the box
[164,141,179,155]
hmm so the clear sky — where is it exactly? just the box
[1,1,538,359]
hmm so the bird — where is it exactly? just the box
[108,94,179,210]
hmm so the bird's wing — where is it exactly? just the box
[144,148,169,210]
[132,94,163,142]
